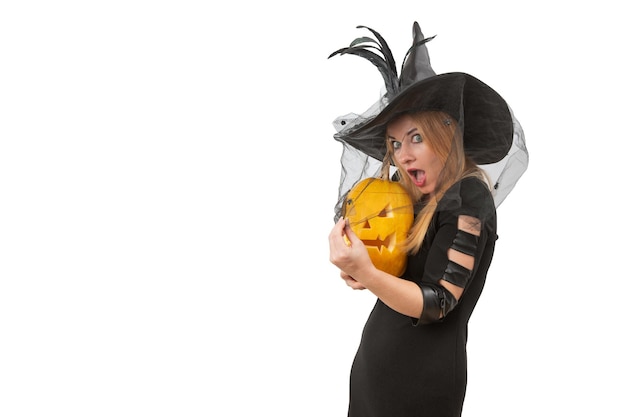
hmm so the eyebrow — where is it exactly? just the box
[388,127,419,141]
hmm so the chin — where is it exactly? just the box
[417,186,435,196]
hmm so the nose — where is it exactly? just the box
[396,144,413,165]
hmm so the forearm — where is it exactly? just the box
[355,266,424,319]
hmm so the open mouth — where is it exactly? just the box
[407,169,426,187]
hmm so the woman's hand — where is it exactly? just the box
[330,219,425,318]
[329,217,374,289]
[340,271,366,290]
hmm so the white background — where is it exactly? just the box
[1,1,624,416]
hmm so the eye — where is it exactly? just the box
[411,133,423,143]
[390,140,401,151]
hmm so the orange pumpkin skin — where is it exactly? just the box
[342,178,414,276]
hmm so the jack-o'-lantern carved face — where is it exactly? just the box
[342,178,414,276]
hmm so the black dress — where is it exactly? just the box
[347,177,498,417]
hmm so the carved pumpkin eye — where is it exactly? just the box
[343,178,414,276]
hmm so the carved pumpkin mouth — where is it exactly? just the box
[361,233,397,252]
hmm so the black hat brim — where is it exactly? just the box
[335,72,513,165]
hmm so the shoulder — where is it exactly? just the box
[438,176,495,222]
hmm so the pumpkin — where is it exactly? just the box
[341,177,414,276]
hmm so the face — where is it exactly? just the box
[387,114,444,197]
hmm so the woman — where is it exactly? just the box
[328,23,528,416]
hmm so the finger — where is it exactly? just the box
[329,218,351,251]
[346,278,366,290]
[329,217,345,241]
[339,271,352,280]
[344,220,358,242]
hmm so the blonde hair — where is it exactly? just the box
[382,111,488,255]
